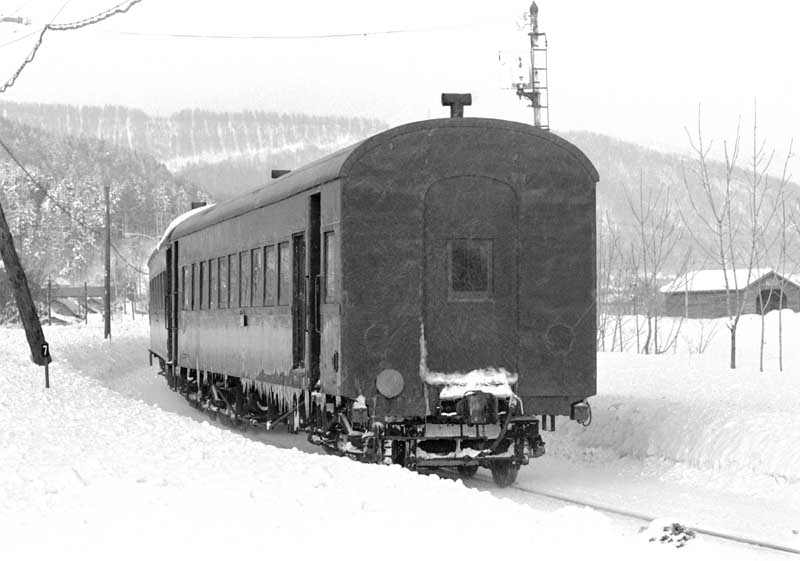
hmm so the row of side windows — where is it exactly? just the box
[179,233,337,311]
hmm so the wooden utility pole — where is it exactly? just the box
[0,198,52,374]
[47,277,52,325]
[104,180,111,339]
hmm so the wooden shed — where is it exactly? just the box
[660,269,800,318]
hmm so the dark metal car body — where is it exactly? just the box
[148,116,598,484]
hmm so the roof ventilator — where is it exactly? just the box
[441,93,472,118]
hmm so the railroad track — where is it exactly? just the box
[471,474,800,556]
[166,393,799,556]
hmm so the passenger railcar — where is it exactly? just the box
[148,106,598,486]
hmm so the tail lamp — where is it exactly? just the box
[571,401,592,425]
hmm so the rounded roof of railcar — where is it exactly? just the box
[164,117,597,243]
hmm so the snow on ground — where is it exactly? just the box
[1,319,677,561]
[1,313,798,559]
[568,312,800,484]
[540,312,800,549]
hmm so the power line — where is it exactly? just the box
[101,21,506,41]
[49,0,140,31]
[109,26,454,40]
[0,29,40,49]
[0,0,142,93]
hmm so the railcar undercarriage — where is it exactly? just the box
[158,360,546,487]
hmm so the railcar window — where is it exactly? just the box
[241,250,251,307]
[324,231,337,303]
[191,263,198,310]
[252,247,263,307]
[209,259,217,309]
[278,242,291,306]
[449,239,493,298]
[230,253,240,308]
[219,256,228,309]
[199,261,206,310]
[181,266,188,310]
[265,245,276,305]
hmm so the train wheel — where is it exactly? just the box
[490,461,519,487]
[457,465,479,478]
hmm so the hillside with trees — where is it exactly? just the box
[0,102,387,199]
[0,116,209,318]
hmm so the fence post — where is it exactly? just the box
[84,281,88,324]
[47,278,51,325]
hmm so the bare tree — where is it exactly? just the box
[596,211,620,351]
[748,115,791,372]
[681,106,785,369]
[597,210,633,351]
[772,142,793,372]
[624,170,686,354]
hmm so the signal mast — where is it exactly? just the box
[515,2,549,129]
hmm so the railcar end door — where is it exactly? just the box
[423,177,518,374]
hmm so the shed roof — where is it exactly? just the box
[660,268,799,293]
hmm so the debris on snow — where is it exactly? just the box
[641,518,697,548]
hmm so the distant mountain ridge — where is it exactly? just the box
[0,102,387,199]
[563,129,800,271]
[2,101,795,274]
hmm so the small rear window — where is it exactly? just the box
[450,239,492,299]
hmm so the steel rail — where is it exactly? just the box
[158,379,798,555]
[473,474,800,555]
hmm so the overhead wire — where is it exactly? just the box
[0,0,142,93]
[0,29,40,49]
[107,24,483,41]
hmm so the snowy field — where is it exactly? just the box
[578,312,800,485]
[1,315,798,559]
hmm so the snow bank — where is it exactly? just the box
[0,322,675,561]
[559,312,800,485]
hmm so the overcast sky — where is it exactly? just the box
[1,0,797,172]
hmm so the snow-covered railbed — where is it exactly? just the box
[542,313,800,550]
[0,321,665,560]
[2,317,798,559]
[554,351,800,484]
